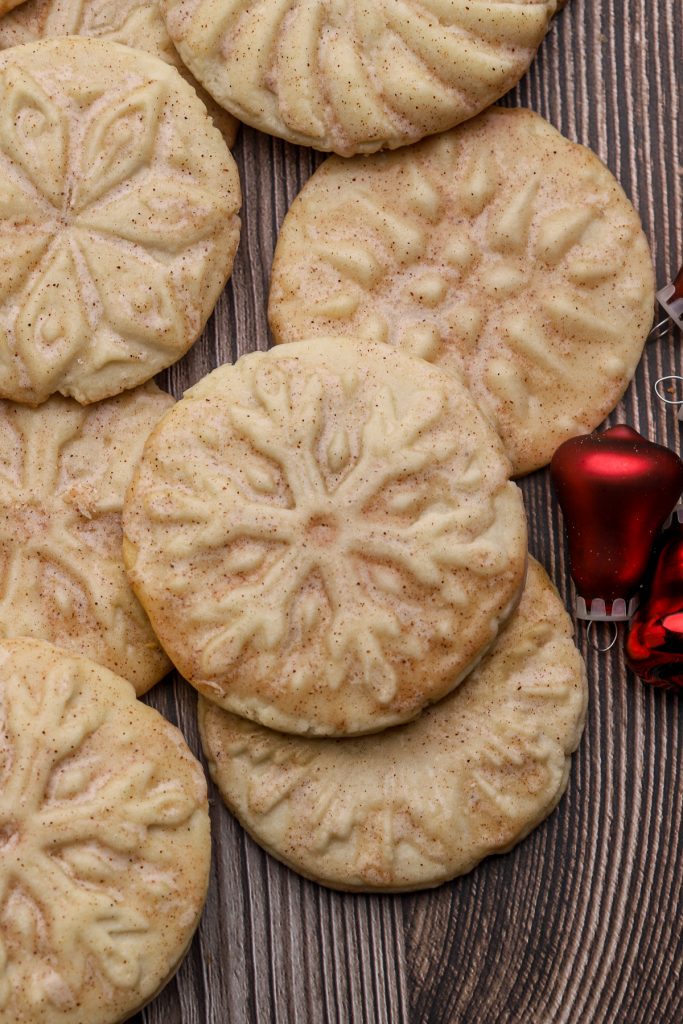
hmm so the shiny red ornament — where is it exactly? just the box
[626,518,683,689]
[657,261,683,330]
[550,425,683,618]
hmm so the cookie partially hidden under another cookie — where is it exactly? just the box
[0,0,239,146]
[270,107,655,475]
[0,638,211,1023]
[0,383,173,693]
[123,337,527,736]
[200,560,587,892]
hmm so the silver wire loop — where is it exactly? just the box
[648,317,672,342]
[654,375,683,406]
[586,620,619,653]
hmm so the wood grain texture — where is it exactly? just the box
[133,1,683,1021]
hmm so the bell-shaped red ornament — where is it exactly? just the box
[550,425,683,620]
[626,516,683,689]
[657,261,683,331]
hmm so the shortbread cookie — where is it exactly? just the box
[0,638,211,1023]
[200,559,587,892]
[0,37,241,406]
[269,107,656,475]
[0,384,173,693]
[161,0,564,156]
[0,0,239,146]
[123,337,527,736]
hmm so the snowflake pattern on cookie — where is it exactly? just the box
[0,37,240,405]
[200,560,587,891]
[0,386,173,692]
[124,339,527,736]
[0,639,210,1023]
[162,0,563,154]
[269,108,655,474]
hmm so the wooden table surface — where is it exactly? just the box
[133,2,683,1021]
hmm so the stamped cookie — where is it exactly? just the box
[0,37,241,406]
[0,383,173,693]
[200,559,587,892]
[123,338,527,736]
[0,638,211,1023]
[0,0,239,146]
[161,0,564,156]
[269,107,656,475]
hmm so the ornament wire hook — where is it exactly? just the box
[654,375,683,406]
[586,620,619,653]
[649,317,672,342]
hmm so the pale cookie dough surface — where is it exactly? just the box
[0,638,211,1024]
[0,0,239,146]
[269,107,656,475]
[0,384,173,693]
[161,0,564,155]
[123,337,528,737]
[200,559,587,892]
[0,37,241,406]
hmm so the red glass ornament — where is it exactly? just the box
[657,261,683,330]
[626,519,683,689]
[550,425,683,617]
[672,264,683,302]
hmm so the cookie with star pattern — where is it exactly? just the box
[123,337,527,736]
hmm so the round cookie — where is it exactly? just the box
[269,107,656,476]
[161,0,564,156]
[200,559,587,892]
[123,337,528,737]
[0,37,241,406]
[0,383,173,693]
[0,0,239,146]
[0,638,211,1023]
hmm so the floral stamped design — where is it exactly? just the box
[0,641,209,1020]
[125,342,527,735]
[269,108,655,474]
[0,0,239,145]
[0,38,240,405]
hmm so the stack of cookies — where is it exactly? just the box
[123,337,589,892]
[0,0,656,1020]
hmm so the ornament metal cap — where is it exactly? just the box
[663,504,683,530]
[575,595,639,622]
